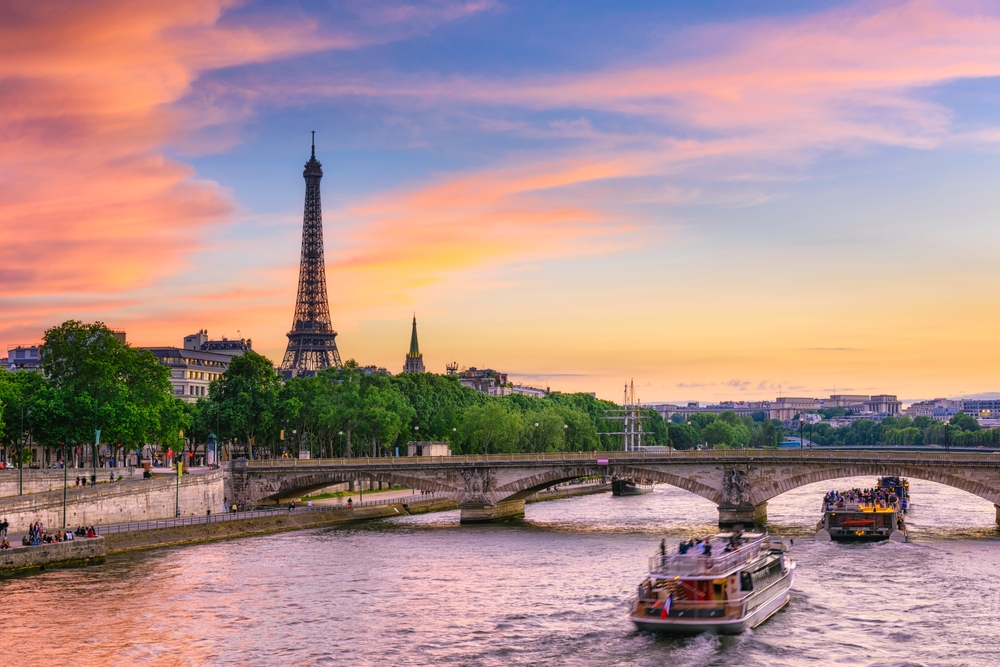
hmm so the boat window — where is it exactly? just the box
[740,571,753,591]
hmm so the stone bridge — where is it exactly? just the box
[231,449,1000,526]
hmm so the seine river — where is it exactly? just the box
[3,477,998,666]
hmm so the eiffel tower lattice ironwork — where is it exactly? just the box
[280,133,343,375]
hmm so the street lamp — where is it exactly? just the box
[534,422,539,453]
[176,429,184,517]
[799,416,805,450]
[338,431,344,458]
[563,423,569,451]
[19,406,30,495]
[63,440,73,529]
[207,433,218,467]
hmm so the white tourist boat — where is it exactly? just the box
[629,532,795,635]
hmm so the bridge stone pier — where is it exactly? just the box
[232,450,1000,528]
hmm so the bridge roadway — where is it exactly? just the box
[232,449,1000,526]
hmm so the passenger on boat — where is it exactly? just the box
[824,487,897,510]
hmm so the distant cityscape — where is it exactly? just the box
[646,394,1000,430]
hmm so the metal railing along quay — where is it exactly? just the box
[93,493,445,535]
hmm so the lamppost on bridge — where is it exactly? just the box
[564,423,569,451]
[799,416,805,450]
[534,422,540,453]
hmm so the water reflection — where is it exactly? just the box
[1,477,996,666]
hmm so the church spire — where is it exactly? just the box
[409,314,420,358]
[402,314,426,374]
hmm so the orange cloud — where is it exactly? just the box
[0,1,345,299]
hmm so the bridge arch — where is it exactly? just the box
[748,463,1000,507]
[486,464,723,505]
[250,470,459,501]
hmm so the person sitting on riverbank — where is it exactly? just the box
[0,538,9,550]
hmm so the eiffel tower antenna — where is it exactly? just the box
[280,133,342,377]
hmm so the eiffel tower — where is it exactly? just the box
[280,133,342,376]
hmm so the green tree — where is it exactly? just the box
[756,419,780,448]
[210,351,281,458]
[521,408,570,452]
[949,412,980,432]
[667,423,696,450]
[688,413,717,429]
[458,403,523,454]
[39,320,173,465]
[358,383,416,456]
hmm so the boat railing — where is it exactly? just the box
[822,501,901,512]
[649,540,763,577]
[631,595,748,620]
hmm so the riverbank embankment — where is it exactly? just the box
[103,496,459,555]
[0,481,604,574]
[0,537,106,577]
[0,469,225,534]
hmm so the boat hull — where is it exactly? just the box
[611,478,654,496]
[630,567,794,635]
[816,528,906,543]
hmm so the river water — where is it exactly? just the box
[2,477,998,667]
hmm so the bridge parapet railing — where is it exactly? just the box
[243,448,1000,468]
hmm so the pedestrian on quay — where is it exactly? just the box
[0,518,7,537]
[347,498,353,510]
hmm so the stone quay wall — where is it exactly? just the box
[0,537,106,577]
[0,469,109,498]
[102,504,408,554]
[0,470,225,533]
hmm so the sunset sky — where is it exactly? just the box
[3,0,1000,403]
